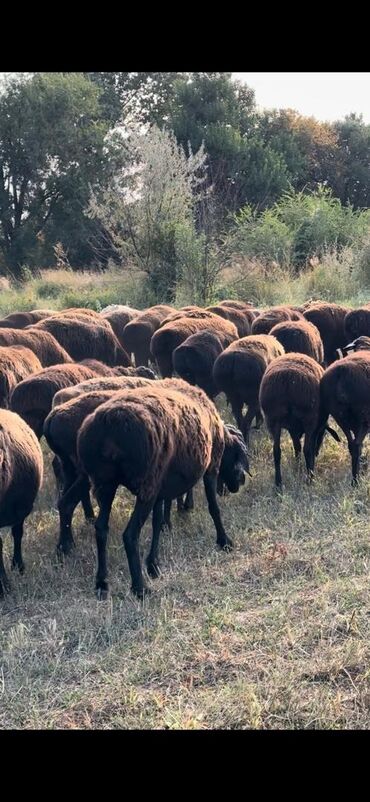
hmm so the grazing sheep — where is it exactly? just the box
[0,328,73,366]
[173,331,226,399]
[44,377,156,554]
[77,379,249,598]
[52,368,156,408]
[101,305,140,348]
[206,305,253,338]
[121,305,174,367]
[252,306,303,335]
[269,320,324,363]
[318,352,370,483]
[339,336,370,357]
[0,346,42,409]
[0,309,54,328]
[213,334,285,445]
[31,317,131,366]
[0,409,43,596]
[259,353,339,488]
[303,302,349,365]
[218,300,255,310]
[10,361,124,439]
[151,313,238,378]
[344,306,370,342]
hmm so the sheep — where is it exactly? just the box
[303,302,350,365]
[10,361,126,440]
[30,316,131,366]
[77,379,250,598]
[318,352,370,483]
[213,334,285,445]
[150,313,238,378]
[121,305,174,367]
[0,309,54,328]
[0,409,43,596]
[218,300,255,310]
[344,306,370,342]
[44,377,157,555]
[259,353,340,488]
[269,320,324,364]
[100,305,140,348]
[206,305,253,338]
[173,331,226,399]
[339,336,370,357]
[0,346,42,409]
[0,328,73,366]
[52,368,156,409]
[251,306,303,335]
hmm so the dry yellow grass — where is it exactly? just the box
[0,402,369,730]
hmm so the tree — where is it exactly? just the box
[0,72,108,277]
[85,72,185,126]
[333,114,370,208]
[88,124,207,301]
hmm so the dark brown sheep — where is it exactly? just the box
[344,306,370,342]
[259,353,339,488]
[0,328,73,367]
[173,331,226,399]
[100,305,140,348]
[150,314,238,378]
[218,300,255,310]
[340,336,370,357]
[30,317,131,366]
[0,346,42,409]
[269,320,324,364]
[52,368,156,409]
[0,309,54,329]
[121,305,174,367]
[213,334,285,445]
[251,306,303,335]
[303,302,349,365]
[77,379,249,598]
[44,376,157,554]
[206,305,253,338]
[318,352,370,483]
[10,361,124,440]
[0,409,43,595]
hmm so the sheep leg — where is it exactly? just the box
[164,499,172,530]
[94,483,118,599]
[52,455,65,501]
[242,404,257,447]
[351,424,368,484]
[271,423,282,488]
[80,483,95,522]
[184,488,194,510]
[303,432,316,481]
[146,499,165,578]
[57,474,92,555]
[0,538,10,596]
[122,497,155,598]
[254,407,264,430]
[230,398,244,434]
[11,522,25,573]
[203,472,233,552]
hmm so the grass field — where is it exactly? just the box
[1,401,369,730]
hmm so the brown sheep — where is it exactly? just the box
[100,305,140,348]
[44,376,157,554]
[259,353,340,488]
[303,302,350,365]
[52,369,156,409]
[318,352,370,483]
[0,346,42,409]
[0,309,54,328]
[344,306,370,342]
[77,379,249,598]
[121,305,174,367]
[10,361,125,440]
[0,328,73,367]
[251,306,303,335]
[269,320,324,364]
[30,317,131,366]
[151,314,238,378]
[206,305,253,338]
[0,409,43,595]
[213,334,285,445]
[218,300,255,310]
[173,331,226,399]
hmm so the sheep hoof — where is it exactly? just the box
[218,537,233,553]
[96,586,109,601]
[57,539,75,558]
[131,584,151,600]
[146,559,162,579]
[351,477,359,488]
[0,576,11,596]
[11,559,25,574]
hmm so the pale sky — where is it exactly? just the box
[232,73,370,124]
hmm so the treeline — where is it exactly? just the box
[1,71,370,298]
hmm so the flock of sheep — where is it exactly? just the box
[0,298,369,600]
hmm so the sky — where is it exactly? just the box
[232,73,370,124]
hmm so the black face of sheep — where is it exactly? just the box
[218,424,250,495]
[338,336,370,358]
